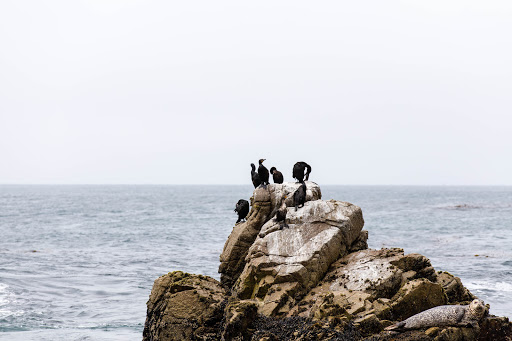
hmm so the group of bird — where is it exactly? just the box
[234,160,312,228]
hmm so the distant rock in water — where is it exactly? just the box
[143,182,512,341]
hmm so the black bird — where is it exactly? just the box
[269,167,284,184]
[258,159,269,188]
[234,199,250,224]
[293,182,307,211]
[292,161,312,183]
[275,195,288,229]
[251,163,261,188]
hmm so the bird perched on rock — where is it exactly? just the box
[257,159,269,188]
[250,163,261,188]
[234,199,250,224]
[292,161,311,183]
[269,167,284,184]
[293,182,307,211]
[275,195,288,229]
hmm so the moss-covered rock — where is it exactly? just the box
[143,271,226,341]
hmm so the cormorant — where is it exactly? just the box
[258,159,269,188]
[292,161,312,183]
[269,167,284,184]
[251,163,261,188]
[293,182,307,211]
[234,199,250,224]
[275,195,288,229]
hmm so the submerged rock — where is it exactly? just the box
[144,183,512,341]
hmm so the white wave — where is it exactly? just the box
[0,282,24,318]
[0,283,9,306]
[496,281,512,292]
[465,280,512,293]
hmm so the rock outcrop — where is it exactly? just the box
[143,182,512,341]
[143,271,226,341]
[236,199,365,317]
[219,181,322,288]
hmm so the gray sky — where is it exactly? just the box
[1,1,511,185]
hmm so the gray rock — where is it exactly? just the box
[234,199,364,316]
[268,181,322,217]
[288,248,448,322]
[219,182,322,289]
[328,248,404,299]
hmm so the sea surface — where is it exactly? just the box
[0,185,511,340]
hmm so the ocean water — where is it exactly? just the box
[0,185,511,340]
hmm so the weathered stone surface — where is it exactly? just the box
[432,326,477,341]
[328,249,404,300]
[268,181,322,214]
[288,248,451,329]
[479,316,512,341]
[354,313,382,335]
[390,278,447,321]
[234,200,364,316]
[349,229,369,252]
[219,182,322,289]
[143,271,226,341]
[426,327,441,337]
[221,299,259,340]
[311,293,349,320]
[391,253,432,272]
[219,187,273,288]
[435,271,476,303]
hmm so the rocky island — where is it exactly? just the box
[143,182,512,340]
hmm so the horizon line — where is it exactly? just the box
[1,183,511,187]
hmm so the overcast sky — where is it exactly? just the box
[0,1,511,185]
